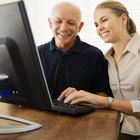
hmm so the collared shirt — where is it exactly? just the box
[38,36,112,98]
[105,32,140,135]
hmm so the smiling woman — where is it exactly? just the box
[0,0,140,53]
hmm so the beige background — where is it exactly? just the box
[0,0,140,53]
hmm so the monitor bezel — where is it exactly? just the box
[0,0,53,110]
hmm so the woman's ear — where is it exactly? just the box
[121,13,128,26]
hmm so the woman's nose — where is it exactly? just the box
[98,24,104,31]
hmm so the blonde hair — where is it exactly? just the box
[95,0,136,34]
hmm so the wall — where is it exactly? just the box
[0,0,140,53]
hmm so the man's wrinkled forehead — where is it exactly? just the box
[50,2,81,22]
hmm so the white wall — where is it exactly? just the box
[0,0,140,53]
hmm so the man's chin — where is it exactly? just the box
[57,39,72,45]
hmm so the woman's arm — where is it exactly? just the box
[63,89,140,118]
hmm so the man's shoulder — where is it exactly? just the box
[38,42,50,50]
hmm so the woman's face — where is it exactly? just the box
[94,8,127,43]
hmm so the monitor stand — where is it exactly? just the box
[0,114,41,134]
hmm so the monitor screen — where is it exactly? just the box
[0,0,52,110]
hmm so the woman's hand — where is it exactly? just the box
[63,90,108,109]
[58,88,108,109]
[58,87,77,101]
[63,90,96,104]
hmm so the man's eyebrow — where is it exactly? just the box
[68,19,76,22]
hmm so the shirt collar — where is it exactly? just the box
[49,38,56,51]
[124,32,140,55]
[49,36,83,54]
[105,47,114,61]
[105,32,140,59]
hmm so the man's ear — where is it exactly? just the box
[48,17,52,29]
[78,22,84,32]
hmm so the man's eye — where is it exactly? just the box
[55,20,61,24]
[68,20,76,25]
[69,22,75,25]
[102,19,108,22]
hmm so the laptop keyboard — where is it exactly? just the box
[52,99,95,115]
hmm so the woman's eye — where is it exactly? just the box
[94,23,98,28]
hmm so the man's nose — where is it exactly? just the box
[60,22,68,31]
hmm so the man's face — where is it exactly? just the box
[49,4,83,50]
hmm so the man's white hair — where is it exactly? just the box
[50,1,82,22]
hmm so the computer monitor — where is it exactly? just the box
[0,0,52,110]
[0,0,95,116]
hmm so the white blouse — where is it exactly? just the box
[105,32,140,135]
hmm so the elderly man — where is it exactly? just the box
[38,2,112,99]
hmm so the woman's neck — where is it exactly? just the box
[112,33,131,58]
[112,33,131,68]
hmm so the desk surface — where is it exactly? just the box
[0,102,120,140]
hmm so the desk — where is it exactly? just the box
[0,102,120,140]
